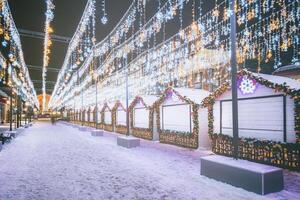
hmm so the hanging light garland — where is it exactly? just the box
[49,0,96,108]
[42,0,55,112]
[49,0,299,111]
[101,0,108,25]
[0,0,39,108]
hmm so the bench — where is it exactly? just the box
[0,132,13,144]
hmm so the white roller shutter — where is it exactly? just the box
[162,104,192,132]
[134,108,149,128]
[221,96,284,142]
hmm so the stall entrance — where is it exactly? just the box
[220,94,286,142]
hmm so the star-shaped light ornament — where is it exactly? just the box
[239,76,257,95]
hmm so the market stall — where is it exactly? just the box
[79,109,83,124]
[96,104,103,129]
[113,100,128,135]
[129,95,158,140]
[84,108,89,126]
[69,110,74,122]
[89,105,96,127]
[76,110,81,124]
[202,70,300,170]
[154,87,210,149]
[101,102,114,132]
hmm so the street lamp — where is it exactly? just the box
[229,0,239,160]
[124,56,130,136]
[93,72,98,129]
[8,63,13,131]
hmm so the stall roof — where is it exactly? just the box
[273,64,300,74]
[105,102,115,110]
[202,70,300,107]
[89,105,96,111]
[140,95,159,107]
[253,73,300,90]
[174,88,211,105]
[97,104,104,110]
[116,98,134,108]
[108,102,115,109]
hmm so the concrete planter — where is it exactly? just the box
[200,155,283,195]
[117,136,140,148]
[91,130,104,137]
[78,126,90,132]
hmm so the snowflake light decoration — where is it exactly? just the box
[238,76,257,95]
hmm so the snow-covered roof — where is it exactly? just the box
[117,99,126,107]
[253,73,300,90]
[202,70,300,107]
[139,95,158,107]
[89,105,96,110]
[174,88,211,105]
[97,104,104,110]
[107,102,115,109]
[101,102,115,111]
[273,64,300,73]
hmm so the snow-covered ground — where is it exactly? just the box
[0,122,299,200]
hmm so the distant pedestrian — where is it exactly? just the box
[51,116,56,125]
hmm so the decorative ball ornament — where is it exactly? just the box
[101,15,108,25]
[238,76,257,95]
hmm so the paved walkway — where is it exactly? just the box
[0,122,298,200]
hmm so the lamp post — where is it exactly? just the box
[24,104,27,125]
[73,94,75,123]
[19,99,22,127]
[94,74,98,129]
[125,56,130,136]
[9,86,12,131]
[9,63,13,131]
[230,0,239,160]
[80,71,83,126]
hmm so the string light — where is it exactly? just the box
[49,0,96,108]
[101,0,108,25]
[42,0,55,112]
